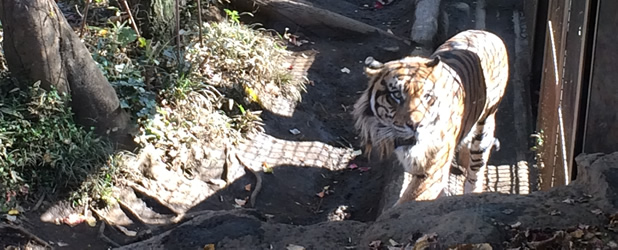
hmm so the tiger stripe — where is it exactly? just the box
[352,30,509,205]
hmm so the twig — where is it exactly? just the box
[121,0,140,38]
[175,0,181,63]
[79,0,91,38]
[0,224,52,249]
[98,223,121,248]
[234,153,263,208]
[197,0,203,47]
[32,193,46,211]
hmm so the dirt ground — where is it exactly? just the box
[4,0,613,249]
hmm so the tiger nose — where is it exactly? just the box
[394,113,421,130]
[407,111,424,130]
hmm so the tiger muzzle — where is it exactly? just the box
[394,137,417,148]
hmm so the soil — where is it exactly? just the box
[4,0,616,250]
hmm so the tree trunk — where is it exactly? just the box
[0,0,134,149]
[129,0,180,40]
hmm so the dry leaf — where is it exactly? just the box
[245,184,252,191]
[5,215,16,222]
[204,243,215,250]
[341,67,351,74]
[348,163,359,169]
[369,240,382,248]
[235,198,247,206]
[316,191,325,198]
[359,167,371,172]
[286,244,306,250]
[86,216,97,227]
[510,221,522,228]
[262,162,273,173]
[591,209,603,215]
[388,238,401,246]
[570,229,584,238]
[7,209,19,215]
[549,210,562,216]
[562,198,575,204]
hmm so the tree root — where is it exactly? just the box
[0,223,52,249]
[234,153,263,208]
[98,223,121,248]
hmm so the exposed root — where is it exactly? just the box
[126,181,182,215]
[0,224,52,249]
[234,153,263,208]
[116,199,177,225]
[98,223,121,248]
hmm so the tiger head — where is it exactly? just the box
[352,55,446,162]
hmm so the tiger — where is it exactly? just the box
[352,30,509,206]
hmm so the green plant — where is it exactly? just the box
[0,81,113,208]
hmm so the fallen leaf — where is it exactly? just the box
[341,67,351,74]
[245,184,252,191]
[8,209,19,215]
[570,229,585,238]
[204,243,215,250]
[388,238,400,246]
[510,221,522,228]
[316,191,325,198]
[289,128,301,135]
[286,244,305,250]
[86,216,97,227]
[562,198,575,204]
[5,215,16,222]
[549,209,562,216]
[591,209,603,215]
[359,167,371,172]
[369,240,382,248]
[262,162,274,173]
[235,198,247,206]
[348,163,359,169]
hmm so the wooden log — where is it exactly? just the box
[232,0,411,43]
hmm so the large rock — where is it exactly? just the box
[116,210,367,249]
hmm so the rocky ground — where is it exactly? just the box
[5,0,618,249]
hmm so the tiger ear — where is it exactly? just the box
[364,56,384,76]
[426,55,441,67]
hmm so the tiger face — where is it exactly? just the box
[353,56,453,160]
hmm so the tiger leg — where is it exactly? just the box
[463,114,498,193]
[395,147,455,206]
